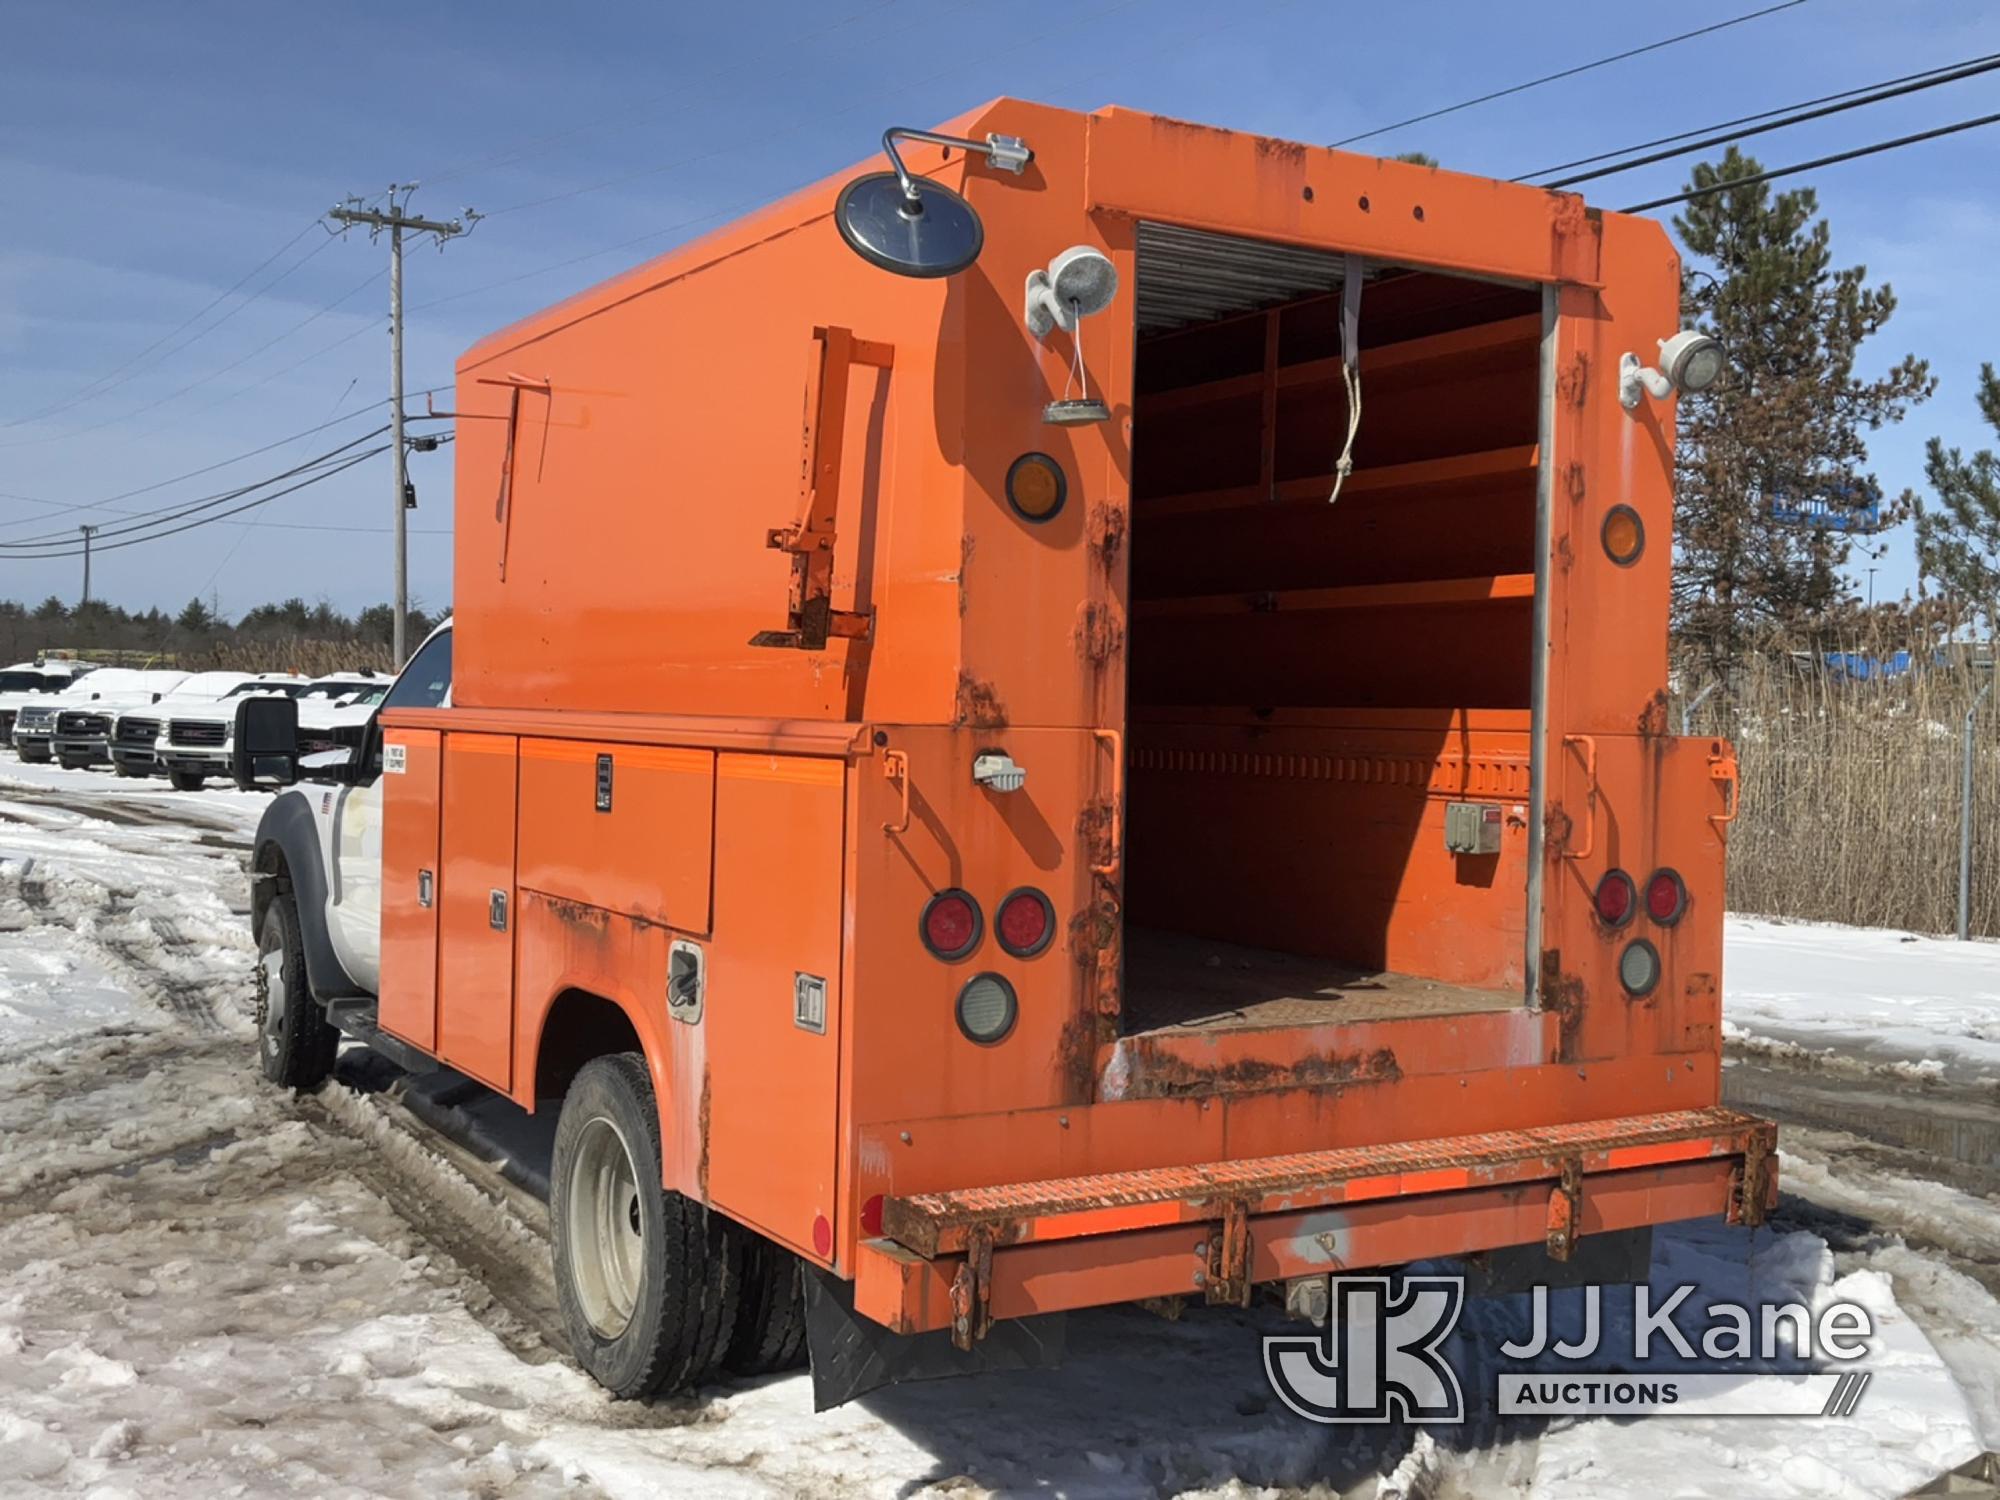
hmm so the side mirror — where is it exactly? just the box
[833,126,1031,279]
[232,695,300,790]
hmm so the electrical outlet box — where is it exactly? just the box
[1444,801,1503,856]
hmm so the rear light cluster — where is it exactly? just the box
[1592,866,1686,997]
[920,886,1054,1045]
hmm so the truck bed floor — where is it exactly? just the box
[1121,928,1520,1035]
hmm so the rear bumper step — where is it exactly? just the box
[859,1106,1775,1347]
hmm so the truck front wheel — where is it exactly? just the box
[552,1054,739,1398]
[256,890,338,1089]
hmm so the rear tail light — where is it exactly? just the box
[996,887,1054,958]
[920,889,982,961]
[1593,870,1636,927]
[1645,868,1686,925]
[1602,505,1645,566]
[955,973,1018,1044]
[1619,938,1661,998]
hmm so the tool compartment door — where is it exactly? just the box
[437,732,519,1090]
[379,727,442,1050]
[707,753,846,1262]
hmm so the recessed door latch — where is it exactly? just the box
[488,889,509,931]
[417,870,434,909]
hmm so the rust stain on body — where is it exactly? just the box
[1110,1043,1401,1101]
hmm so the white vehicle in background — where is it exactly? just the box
[112,672,302,782]
[295,676,388,758]
[149,673,308,790]
[0,661,95,747]
[19,669,189,767]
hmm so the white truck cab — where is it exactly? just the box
[248,623,451,1077]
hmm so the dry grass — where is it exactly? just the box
[194,639,395,675]
[1681,650,2000,937]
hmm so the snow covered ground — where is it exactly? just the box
[1726,915,2000,1081]
[0,761,1995,1497]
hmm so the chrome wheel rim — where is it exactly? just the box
[568,1116,645,1338]
[258,929,286,1055]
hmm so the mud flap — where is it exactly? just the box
[802,1266,1065,1410]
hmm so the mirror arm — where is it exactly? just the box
[881,127,1033,209]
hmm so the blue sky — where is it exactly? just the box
[2,0,1996,619]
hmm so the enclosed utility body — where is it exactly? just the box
[365,99,1767,1385]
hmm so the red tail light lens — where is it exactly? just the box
[1594,870,1636,927]
[1646,869,1686,925]
[996,887,1055,958]
[920,889,982,961]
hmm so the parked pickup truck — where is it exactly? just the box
[20,669,187,767]
[0,661,94,746]
[143,672,308,789]
[112,672,301,783]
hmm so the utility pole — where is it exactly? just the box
[327,185,478,666]
[79,525,97,608]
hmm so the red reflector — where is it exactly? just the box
[996,887,1053,957]
[861,1193,884,1236]
[921,890,981,960]
[1594,871,1635,926]
[1647,869,1686,924]
[811,1213,832,1258]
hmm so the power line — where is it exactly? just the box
[0,430,391,550]
[0,264,386,449]
[1532,51,2000,188]
[1330,0,1812,149]
[0,447,388,560]
[1516,51,2000,181]
[1620,108,2000,212]
[0,395,444,530]
[0,219,323,429]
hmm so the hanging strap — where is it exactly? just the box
[1328,255,1365,504]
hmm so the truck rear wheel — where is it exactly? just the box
[724,1232,809,1375]
[256,891,338,1089]
[552,1054,739,1398]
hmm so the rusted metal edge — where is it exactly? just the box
[879,1106,1769,1259]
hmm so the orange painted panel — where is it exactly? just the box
[379,728,441,1050]
[704,753,845,1260]
[437,733,518,1090]
[517,738,715,933]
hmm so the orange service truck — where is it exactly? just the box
[239,98,1773,1406]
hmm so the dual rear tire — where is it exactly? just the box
[551,1053,808,1397]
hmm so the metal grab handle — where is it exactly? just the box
[1562,734,1598,862]
[1090,728,1123,878]
[1708,744,1741,831]
[881,748,911,835]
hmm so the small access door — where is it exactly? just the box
[703,753,847,1262]
[435,732,519,1090]
[379,727,442,1050]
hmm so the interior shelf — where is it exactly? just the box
[1139,444,1538,519]
[1139,313,1541,417]
[1133,573,1535,619]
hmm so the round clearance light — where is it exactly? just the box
[920,889,982,962]
[1602,505,1645,567]
[1646,868,1687,926]
[996,886,1055,958]
[1619,938,1662,998]
[1594,870,1637,928]
[1005,452,1067,524]
[956,972,1018,1044]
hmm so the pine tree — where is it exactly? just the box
[1671,147,1933,673]
[176,596,215,633]
[1915,364,2000,635]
